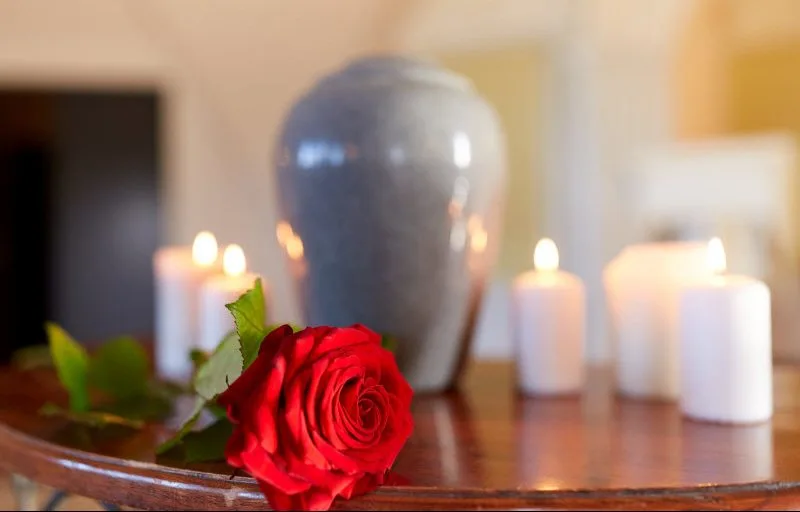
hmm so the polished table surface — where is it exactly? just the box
[1,360,800,510]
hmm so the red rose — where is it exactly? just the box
[217,324,414,511]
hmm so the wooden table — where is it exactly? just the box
[2,360,800,510]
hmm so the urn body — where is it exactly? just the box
[275,56,507,392]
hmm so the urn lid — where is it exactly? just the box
[311,55,473,95]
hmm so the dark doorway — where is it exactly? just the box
[0,91,160,360]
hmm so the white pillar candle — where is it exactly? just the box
[678,238,772,424]
[513,238,585,395]
[604,242,710,400]
[154,231,221,382]
[198,244,267,352]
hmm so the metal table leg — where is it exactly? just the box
[42,490,68,511]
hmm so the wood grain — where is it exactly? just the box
[1,360,800,510]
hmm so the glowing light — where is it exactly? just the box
[286,235,304,260]
[468,216,487,253]
[471,228,488,253]
[276,221,294,248]
[223,244,246,277]
[467,214,482,233]
[533,238,559,272]
[707,237,726,275]
[452,132,472,169]
[534,478,563,491]
[192,231,218,267]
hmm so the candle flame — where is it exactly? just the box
[223,244,246,277]
[534,238,559,272]
[707,237,726,275]
[192,231,218,267]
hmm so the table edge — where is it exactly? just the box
[2,421,800,510]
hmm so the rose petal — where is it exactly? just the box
[365,345,388,370]
[258,481,297,512]
[283,330,316,381]
[338,382,376,446]
[222,323,415,512]
[224,427,246,468]
[259,481,336,512]
[339,471,384,500]
[259,324,296,356]
[325,353,365,373]
[305,489,337,512]
[331,380,357,426]
[303,358,328,435]
[240,431,311,494]
[357,387,389,434]
[309,328,372,362]
[282,376,330,469]
[384,471,411,486]
[300,325,336,341]
[366,397,414,469]
[284,450,359,496]
[244,352,287,454]
[312,430,362,474]
[376,348,411,399]
[217,344,273,423]
[317,368,344,448]
[333,421,357,451]
[349,324,382,345]
[339,377,360,420]
[319,368,359,450]
[343,405,409,470]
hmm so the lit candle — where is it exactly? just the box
[678,238,772,424]
[198,244,267,352]
[513,238,585,395]
[153,231,221,381]
[604,242,709,400]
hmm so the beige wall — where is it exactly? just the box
[8,0,763,358]
[437,48,545,279]
[673,0,731,139]
[726,43,800,254]
[0,0,408,324]
[672,0,800,252]
[728,44,800,135]
[0,0,552,360]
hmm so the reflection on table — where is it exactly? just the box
[390,362,781,490]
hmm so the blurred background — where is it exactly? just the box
[1,0,799,363]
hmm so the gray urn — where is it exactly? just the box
[275,56,506,393]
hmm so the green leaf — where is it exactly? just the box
[193,332,242,401]
[155,396,206,455]
[46,323,90,412]
[99,392,173,422]
[39,402,143,429]
[206,402,229,420]
[11,344,53,371]
[381,334,398,353]
[87,336,148,401]
[182,419,234,462]
[265,323,302,334]
[190,348,209,374]
[147,378,188,399]
[226,278,268,368]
